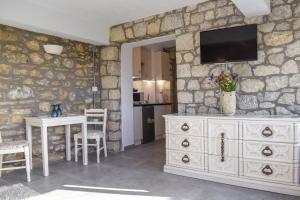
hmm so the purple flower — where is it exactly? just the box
[231,72,239,79]
[208,73,214,81]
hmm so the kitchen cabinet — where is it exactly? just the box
[154,105,172,140]
[133,106,143,145]
[154,51,171,80]
[132,47,153,80]
[132,47,142,78]
[133,104,172,145]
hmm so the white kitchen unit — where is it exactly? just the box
[154,104,172,140]
[163,114,300,196]
[133,106,143,145]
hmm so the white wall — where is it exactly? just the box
[121,35,176,150]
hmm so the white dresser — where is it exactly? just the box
[163,114,300,196]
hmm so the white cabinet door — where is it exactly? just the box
[154,105,172,140]
[133,106,143,145]
[132,47,142,78]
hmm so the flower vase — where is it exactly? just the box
[221,91,236,116]
[57,104,62,117]
[51,104,58,117]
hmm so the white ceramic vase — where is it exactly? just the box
[221,91,236,116]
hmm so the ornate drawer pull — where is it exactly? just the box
[262,127,273,137]
[262,165,273,176]
[181,139,190,148]
[181,123,190,132]
[262,146,273,157]
[181,155,190,164]
[221,133,225,162]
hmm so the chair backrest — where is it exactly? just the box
[84,108,107,133]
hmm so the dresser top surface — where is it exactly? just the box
[164,113,300,121]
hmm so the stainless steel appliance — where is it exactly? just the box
[133,92,144,102]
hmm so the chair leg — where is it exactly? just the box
[24,147,31,182]
[0,154,3,177]
[103,137,108,158]
[74,137,78,162]
[96,138,100,163]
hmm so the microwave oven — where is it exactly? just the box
[133,92,144,102]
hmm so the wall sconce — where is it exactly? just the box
[43,44,63,55]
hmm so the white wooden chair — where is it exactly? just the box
[74,109,108,163]
[0,133,31,182]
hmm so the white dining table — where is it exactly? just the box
[25,115,88,176]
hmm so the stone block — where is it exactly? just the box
[110,25,126,42]
[177,64,191,78]
[177,92,193,103]
[161,13,183,32]
[264,31,293,46]
[101,46,119,61]
[238,95,258,110]
[278,93,295,105]
[281,60,298,74]
[147,19,161,35]
[101,76,119,89]
[266,76,288,91]
[241,79,265,93]
[176,33,194,51]
[254,65,280,76]
[289,74,300,87]
[133,22,147,37]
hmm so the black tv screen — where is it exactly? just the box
[200,24,257,64]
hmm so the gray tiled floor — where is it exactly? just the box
[1,140,299,200]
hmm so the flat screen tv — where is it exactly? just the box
[200,24,257,64]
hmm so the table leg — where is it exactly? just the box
[41,125,49,176]
[65,125,71,161]
[26,123,33,169]
[81,122,88,165]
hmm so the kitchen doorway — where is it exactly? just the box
[121,35,176,150]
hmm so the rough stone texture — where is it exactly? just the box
[103,0,300,152]
[0,25,100,164]
[241,79,265,93]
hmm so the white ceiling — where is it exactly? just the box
[0,0,207,45]
[0,0,271,45]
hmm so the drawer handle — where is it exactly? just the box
[262,165,273,176]
[262,127,273,137]
[262,146,273,157]
[221,132,225,162]
[181,123,190,132]
[181,139,190,148]
[181,155,190,164]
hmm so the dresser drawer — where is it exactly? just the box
[208,138,238,157]
[243,121,294,143]
[166,118,204,136]
[243,141,294,163]
[208,119,239,139]
[167,150,204,170]
[208,155,238,176]
[167,134,204,153]
[243,159,294,184]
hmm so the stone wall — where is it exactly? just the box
[99,46,122,152]
[104,0,300,151]
[0,25,100,164]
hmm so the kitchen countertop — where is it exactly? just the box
[133,102,172,107]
